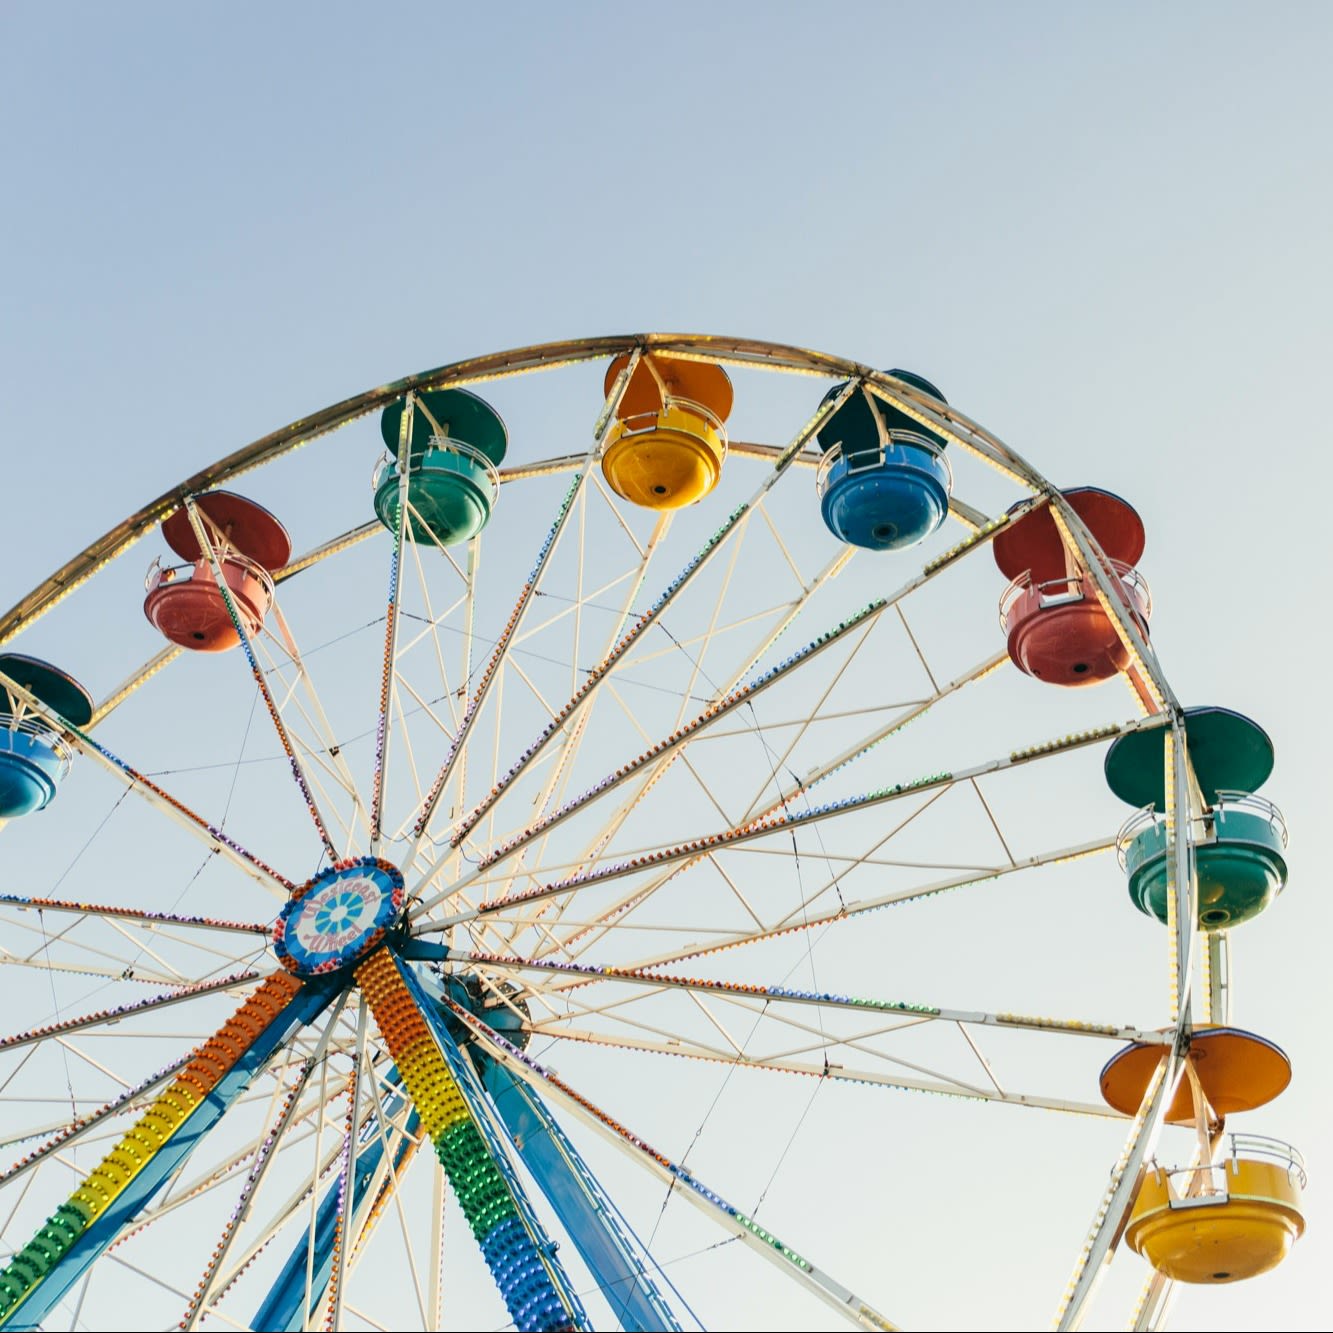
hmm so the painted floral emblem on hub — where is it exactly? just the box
[274,857,404,975]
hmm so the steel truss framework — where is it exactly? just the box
[0,336,1226,1332]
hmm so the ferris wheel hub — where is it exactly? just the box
[273,857,405,976]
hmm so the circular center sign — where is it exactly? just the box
[274,858,404,976]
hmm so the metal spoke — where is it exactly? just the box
[2,937,182,989]
[444,993,900,1332]
[485,540,859,948]
[1,901,264,983]
[179,996,345,1331]
[453,951,1166,1048]
[0,665,295,897]
[489,835,1117,981]
[505,974,1105,1105]
[433,377,862,864]
[412,497,1035,944]
[0,893,269,939]
[205,1106,352,1323]
[349,1084,429,1326]
[1053,1045,1185,1330]
[369,394,416,853]
[263,603,372,851]
[404,346,646,871]
[0,970,263,1055]
[476,593,884,878]
[1,951,179,988]
[528,1026,1123,1119]
[427,1162,445,1332]
[490,501,675,906]
[185,499,339,862]
[323,996,368,1331]
[237,1071,421,1330]
[103,1252,252,1331]
[408,540,856,926]
[427,719,1154,937]
[0,334,1237,1331]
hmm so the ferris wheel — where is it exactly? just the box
[0,336,1303,1331]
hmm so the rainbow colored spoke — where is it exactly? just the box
[0,974,341,1330]
[102,1073,336,1247]
[1,1055,193,1190]
[354,949,586,1332]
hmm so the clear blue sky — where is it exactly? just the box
[2,4,1330,1330]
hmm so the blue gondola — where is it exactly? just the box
[0,654,93,818]
[816,370,952,551]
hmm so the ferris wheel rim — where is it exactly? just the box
[0,334,1210,1333]
[2,331,1075,650]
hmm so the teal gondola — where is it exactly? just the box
[375,389,508,548]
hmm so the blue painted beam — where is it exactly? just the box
[3,978,339,1331]
[481,1060,682,1333]
[252,1081,417,1333]
[408,968,678,1331]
